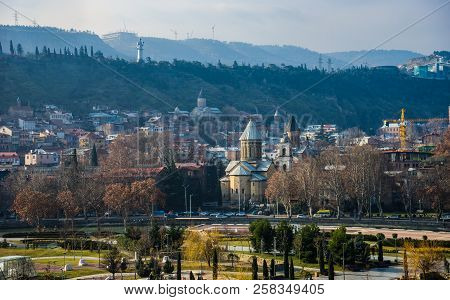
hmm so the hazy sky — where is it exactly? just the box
[1,0,449,54]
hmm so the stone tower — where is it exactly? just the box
[285,115,301,148]
[239,120,262,162]
[136,38,144,62]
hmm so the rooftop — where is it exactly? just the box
[239,120,261,141]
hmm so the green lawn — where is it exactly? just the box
[0,247,103,258]
[36,268,107,280]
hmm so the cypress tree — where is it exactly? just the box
[262,259,269,280]
[53,48,56,56]
[42,46,47,55]
[0,41,3,54]
[90,45,94,57]
[9,40,14,55]
[189,271,195,280]
[212,248,218,280]
[35,46,39,58]
[403,250,408,279]
[15,44,23,57]
[270,258,275,279]
[84,45,88,56]
[176,252,181,280]
[90,143,98,166]
[74,47,78,56]
[289,258,295,280]
[59,48,62,55]
[328,253,334,280]
[376,233,385,262]
[283,249,289,278]
[318,236,325,275]
[251,256,258,280]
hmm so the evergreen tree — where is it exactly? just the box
[283,249,289,278]
[42,46,47,55]
[90,45,94,57]
[403,250,408,279]
[262,259,269,280]
[289,258,295,280]
[189,271,195,280]
[16,43,23,56]
[9,40,14,55]
[270,258,275,279]
[328,253,334,280]
[53,48,56,56]
[90,143,98,166]
[84,45,88,56]
[79,46,84,56]
[176,252,182,280]
[317,235,325,275]
[74,47,78,56]
[251,256,258,280]
[163,260,174,274]
[35,46,39,58]
[59,48,62,55]
[0,41,3,55]
[212,248,218,280]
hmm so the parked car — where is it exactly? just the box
[441,213,450,221]
[387,214,401,219]
[296,214,308,219]
[215,214,228,219]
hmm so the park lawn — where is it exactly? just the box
[219,240,251,247]
[220,272,252,280]
[36,268,107,280]
[33,257,100,266]
[0,247,103,258]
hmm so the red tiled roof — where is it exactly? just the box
[0,152,19,158]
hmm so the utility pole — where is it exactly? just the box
[183,184,189,213]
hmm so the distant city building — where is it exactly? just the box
[18,118,36,131]
[0,152,20,167]
[25,149,60,167]
[190,90,222,118]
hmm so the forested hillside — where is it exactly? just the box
[1,53,449,132]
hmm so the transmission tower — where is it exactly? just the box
[14,10,18,25]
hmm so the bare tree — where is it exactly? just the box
[103,183,134,230]
[292,158,321,217]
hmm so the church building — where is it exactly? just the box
[220,120,274,208]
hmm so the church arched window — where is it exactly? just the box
[282,148,286,156]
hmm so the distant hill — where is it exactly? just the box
[326,49,423,67]
[0,25,124,58]
[0,26,425,68]
[102,32,343,68]
[1,54,449,133]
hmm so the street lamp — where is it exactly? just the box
[189,194,193,218]
[183,184,189,213]
[392,233,398,263]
